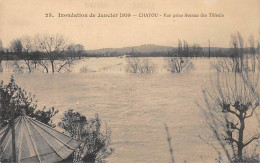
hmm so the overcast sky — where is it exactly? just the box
[0,0,260,49]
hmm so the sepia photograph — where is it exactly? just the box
[0,0,260,164]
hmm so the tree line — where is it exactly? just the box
[0,34,85,73]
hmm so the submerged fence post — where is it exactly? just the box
[164,123,174,163]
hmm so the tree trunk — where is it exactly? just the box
[25,60,31,73]
[45,66,49,73]
[237,115,245,160]
[51,60,55,73]
[28,65,31,73]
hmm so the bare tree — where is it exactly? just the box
[212,33,251,73]
[211,58,237,72]
[9,39,26,73]
[34,34,74,73]
[9,37,36,73]
[199,73,260,162]
[199,34,260,162]
[138,58,155,74]
[20,36,35,72]
[170,39,194,73]
[199,71,260,162]
[248,35,256,72]
[241,39,260,126]
[126,58,140,73]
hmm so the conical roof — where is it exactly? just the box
[0,115,82,163]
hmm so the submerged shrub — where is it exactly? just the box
[126,57,155,74]
[166,57,193,73]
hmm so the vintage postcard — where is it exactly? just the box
[0,0,260,164]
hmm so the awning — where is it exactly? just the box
[0,115,82,163]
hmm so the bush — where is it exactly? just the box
[0,76,58,129]
[58,109,114,163]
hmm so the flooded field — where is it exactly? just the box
[0,57,224,162]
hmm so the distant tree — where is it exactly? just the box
[230,32,244,72]
[34,34,74,73]
[20,36,35,72]
[208,39,211,58]
[10,39,23,56]
[183,40,189,57]
[58,110,114,163]
[9,39,25,72]
[177,39,199,59]
[66,44,85,59]
[9,36,36,73]
[212,33,258,74]
[192,43,202,58]
[0,76,59,129]
[248,35,256,72]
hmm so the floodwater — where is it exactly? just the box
[0,57,232,162]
